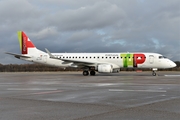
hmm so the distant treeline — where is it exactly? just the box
[0,64,81,72]
[0,61,180,72]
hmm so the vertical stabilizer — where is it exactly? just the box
[17,31,36,54]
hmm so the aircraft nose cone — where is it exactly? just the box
[171,62,176,68]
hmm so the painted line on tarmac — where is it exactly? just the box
[128,96,178,107]
[7,88,58,91]
[95,83,117,86]
[121,95,165,102]
[165,75,180,77]
[109,89,166,92]
[0,83,22,85]
[31,90,63,95]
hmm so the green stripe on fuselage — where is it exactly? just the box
[121,54,133,68]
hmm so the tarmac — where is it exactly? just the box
[0,71,180,120]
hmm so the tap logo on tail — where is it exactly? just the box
[17,31,35,54]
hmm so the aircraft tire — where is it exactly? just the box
[152,71,156,76]
[83,71,89,76]
[90,71,96,76]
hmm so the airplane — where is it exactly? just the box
[6,31,176,76]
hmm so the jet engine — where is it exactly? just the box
[97,64,113,73]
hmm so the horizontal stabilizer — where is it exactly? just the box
[5,52,31,58]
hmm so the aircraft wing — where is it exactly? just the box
[61,59,95,64]
[45,48,99,66]
[5,52,31,58]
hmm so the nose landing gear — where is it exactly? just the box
[152,71,156,76]
[152,68,158,76]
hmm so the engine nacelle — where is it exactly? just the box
[98,64,113,73]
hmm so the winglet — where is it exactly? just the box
[45,48,55,58]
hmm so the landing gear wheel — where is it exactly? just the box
[90,71,96,76]
[152,71,156,76]
[83,71,89,76]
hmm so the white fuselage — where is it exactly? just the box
[21,51,176,70]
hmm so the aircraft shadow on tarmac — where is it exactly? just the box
[69,72,162,76]
[56,72,179,77]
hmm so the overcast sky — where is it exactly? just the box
[0,0,180,64]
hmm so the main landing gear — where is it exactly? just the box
[83,71,89,76]
[83,70,96,76]
[90,70,96,75]
[82,67,96,76]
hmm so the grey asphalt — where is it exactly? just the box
[0,71,180,120]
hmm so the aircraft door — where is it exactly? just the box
[149,55,154,64]
[43,55,47,63]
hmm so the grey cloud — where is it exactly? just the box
[46,1,125,31]
[0,0,180,64]
[67,30,98,42]
[30,27,59,40]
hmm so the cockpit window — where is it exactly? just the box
[159,56,167,59]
